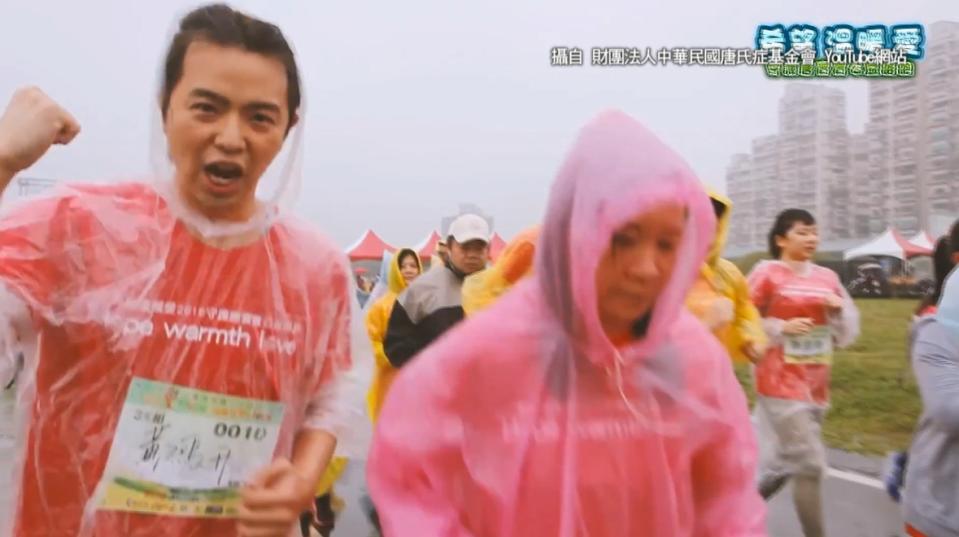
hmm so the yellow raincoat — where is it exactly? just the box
[462,226,540,316]
[685,191,767,363]
[315,456,348,497]
[366,248,422,421]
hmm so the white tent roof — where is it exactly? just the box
[843,227,931,261]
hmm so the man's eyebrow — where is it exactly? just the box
[246,101,282,115]
[189,89,282,116]
[188,88,229,107]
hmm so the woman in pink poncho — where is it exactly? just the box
[367,110,766,536]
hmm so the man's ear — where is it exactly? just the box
[161,105,170,135]
[285,112,300,137]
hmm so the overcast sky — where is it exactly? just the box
[0,0,953,247]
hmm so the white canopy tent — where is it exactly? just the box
[843,227,933,261]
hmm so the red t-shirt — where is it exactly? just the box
[0,183,351,536]
[749,261,848,405]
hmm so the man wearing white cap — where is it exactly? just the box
[384,214,490,369]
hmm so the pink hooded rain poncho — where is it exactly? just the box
[367,110,766,536]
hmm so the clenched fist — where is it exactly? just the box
[238,458,314,537]
[782,317,815,336]
[0,87,80,180]
[823,294,843,313]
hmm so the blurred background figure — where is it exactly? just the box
[355,268,374,307]
[366,248,423,421]
[361,247,422,535]
[382,214,489,369]
[902,266,959,537]
[462,226,539,316]
[885,221,959,504]
[685,190,767,364]
[750,209,860,537]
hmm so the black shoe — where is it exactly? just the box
[759,474,789,500]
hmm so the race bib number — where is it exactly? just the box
[97,377,285,518]
[784,326,834,366]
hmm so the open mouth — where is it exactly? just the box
[203,161,244,187]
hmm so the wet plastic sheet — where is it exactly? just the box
[368,110,766,536]
[0,179,373,536]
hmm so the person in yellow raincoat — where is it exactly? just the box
[366,248,423,420]
[361,248,422,534]
[301,457,349,536]
[685,191,767,363]
[462,226,540,316]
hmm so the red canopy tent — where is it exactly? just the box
[489,233,507,262]
[415,230,442,260]
[346,229,395,261]
[907,230,936,251]
[894,228,933,258]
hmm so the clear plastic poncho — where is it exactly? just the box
[368,110,766,536]
[364,250,394,313]
[747,260,859,406]
[747,260,859,482]
[0,63,372,537]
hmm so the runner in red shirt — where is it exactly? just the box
[0,5,368,536]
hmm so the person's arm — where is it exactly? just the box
[239,262,371,536]
[912,324,959,431]
[0,88,80,328]
[384,295,428,368]
[365,296,391,370]
[291,429,336,489]
[690,358,767,536]
[0,86,81,196]
[298,261,374,454]
[747,263,786,344]
[826,277,860,349]
[237,436,331,537]
[368,351,475,537]
[0,285,31,389]
[728,264,767,362]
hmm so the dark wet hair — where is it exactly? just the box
[630,313,652,338]
[951,218,959,257]
[160,3,301,133]
[917,236,957,314]
[710,198,727,220]
[396,249,421,271]
[768,209,816,259]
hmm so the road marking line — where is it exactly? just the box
[827,467,884,490]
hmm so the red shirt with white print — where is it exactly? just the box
[0,183,351,537]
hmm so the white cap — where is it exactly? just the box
[447,214,491,244]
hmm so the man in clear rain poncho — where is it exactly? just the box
[0,4,370,536]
